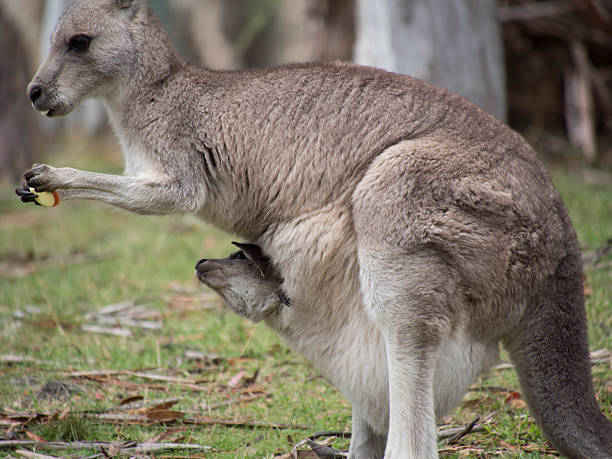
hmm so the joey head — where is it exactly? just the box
[196,242,289,323]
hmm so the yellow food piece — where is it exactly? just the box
[29,187,58,207]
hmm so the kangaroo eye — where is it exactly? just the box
[69,34,92,51]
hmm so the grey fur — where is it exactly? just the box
[22,0,612,457]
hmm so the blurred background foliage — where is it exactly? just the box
[0,0,611,180]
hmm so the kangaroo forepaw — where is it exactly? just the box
[23,163,59,192]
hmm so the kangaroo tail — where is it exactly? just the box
[504,249,612,459]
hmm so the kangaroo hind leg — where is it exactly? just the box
[358,246,459,459]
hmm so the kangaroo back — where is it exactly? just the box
[505,246,612,458]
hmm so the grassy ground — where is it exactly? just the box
[0,136,611,458]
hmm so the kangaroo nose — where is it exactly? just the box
[29,85,42,104]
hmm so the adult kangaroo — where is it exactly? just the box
[19,0,612,457]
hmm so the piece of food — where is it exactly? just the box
[29,187,60,207]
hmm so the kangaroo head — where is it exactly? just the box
[195,242,290,322]
[27,0,153,117]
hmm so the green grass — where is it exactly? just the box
[0,138,611,458]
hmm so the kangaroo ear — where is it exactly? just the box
[231,242,270,278]
[115,0,143,20]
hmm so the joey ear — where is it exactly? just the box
[231,242,270,278]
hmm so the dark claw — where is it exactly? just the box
[15,186,42,205]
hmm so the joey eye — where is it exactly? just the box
[229,251,247,260]
[69,34,92,51]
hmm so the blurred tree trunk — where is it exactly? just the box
[268,0,355,64]
[0,5,38,182]
[169,0,355,69]
[0,0,43,67]
[40,0,105,134]
[247,0,355,66]
[354,0,506,121]
[170,0,242,69]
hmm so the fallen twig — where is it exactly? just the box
[582,240,612,267]
[445,417,481,444]
[14,450,59,459]
[115,397,182,412]
[468,386,515,394]
[89,411,184,423]
[84,300,163,331]
[85,300,136,318]
[202,392,270,410]
[437,423,486,440]
[2,409,311,430]
[183,416,310,430]
[94,316,161,329]
[309,431,352,440]
[590,348,612,364]
[307,439,347,458]
[0,355,54,366]
[80,325,132,337]
[0,441,213,454]
[67,369,199,385]
[69,370,211,393]
[78,375,170,392]
[126,371,198,385]
[0,253,113,279]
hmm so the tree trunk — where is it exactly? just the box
[354,0,506,121]
[40,0,106,134]
[247,0,355,66]
[0,5,38,182]
[170,0,242,69]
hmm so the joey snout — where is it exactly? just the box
[195,259,228,289]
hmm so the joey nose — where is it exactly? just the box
[195,259,208,271]
[29,85,42,104]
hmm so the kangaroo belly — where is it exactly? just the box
[266,295,391,435]
[259,204,391,433]
[260,202,504,434]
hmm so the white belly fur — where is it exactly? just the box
[260,203,499,434]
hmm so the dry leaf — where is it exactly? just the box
[145,410,185,422]
[145,427,189,443]
[228,371,246,388]
[500,440,519,450]
[119,395,144,406]
[24,431,46,443]
[140,400,180,414]
[504,391,521,403]
[508,398,526,409]
[243,368,260,387]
